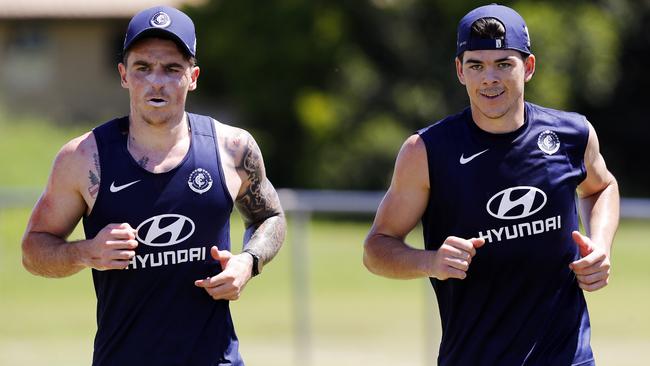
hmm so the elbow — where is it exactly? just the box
[21,236,38,275]
[362,236,381,275]
[22,256,38,276]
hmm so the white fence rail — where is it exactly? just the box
[2,187,649,219]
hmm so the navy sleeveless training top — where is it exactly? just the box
[83,113,243,366]
[418,102,593,365]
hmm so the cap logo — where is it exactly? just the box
[495,39,502,48]
[150,11,172,28]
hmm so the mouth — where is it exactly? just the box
[479,88,505,99]
[146,97,168,107]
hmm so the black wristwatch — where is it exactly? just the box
[243,250,260,277]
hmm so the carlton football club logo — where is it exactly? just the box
[150,11,171,28]
[188,168,213,194]
[537,130,560,155]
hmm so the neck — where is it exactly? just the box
[128,110,190,152]
[470,100,526,134]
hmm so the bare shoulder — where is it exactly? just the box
[214,120,256,156]
[213,120,265,176]
[52,132,98,188]
[28,131,98,236]
[578,120,615,197]
[369,134,429,239]
[392,134,429,189]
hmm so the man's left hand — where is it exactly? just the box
[194,246,253,300]
[569,231,611,292]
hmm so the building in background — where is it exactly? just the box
[0,0,204,123]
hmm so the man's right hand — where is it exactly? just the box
[81,223,138,270]
[431,236,485,280]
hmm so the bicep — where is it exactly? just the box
[371,185,429,241]
[26,145,87,239]
[369,135,429,240]
[233,133,283,225]
[577,122,615,198]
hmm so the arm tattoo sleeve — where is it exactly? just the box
[234,135,286,266]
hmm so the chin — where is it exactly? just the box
[142,112,172,126]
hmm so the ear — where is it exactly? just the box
[524,54,536,83]
[188,66,200,91]
[455,57,466,85]
[118,63,128,89]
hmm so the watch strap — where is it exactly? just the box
[243,249,260,277]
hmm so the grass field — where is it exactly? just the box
[1,118,649,365]
[1,209,649,366]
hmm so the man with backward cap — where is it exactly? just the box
[364,4,619,365]
[22,6,286,365]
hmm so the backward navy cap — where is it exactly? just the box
[123,5,196,57]
[456,4,531,57]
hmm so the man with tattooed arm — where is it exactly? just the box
[21,6,285,366]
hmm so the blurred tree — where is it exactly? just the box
[186,0,646,195]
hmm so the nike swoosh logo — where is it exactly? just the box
[110,180,141,193]
[459,149,489,165]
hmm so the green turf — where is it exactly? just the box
[2,207,649,365]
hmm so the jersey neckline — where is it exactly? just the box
[463,102,531,146]
[119,112,195,176]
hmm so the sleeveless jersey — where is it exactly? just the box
[82,113,243,366]
[418,102,593,365]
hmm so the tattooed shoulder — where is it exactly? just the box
[222,128,250,161]
[87,153,100,198]
[88,170,100,198]
[93,153,100,176]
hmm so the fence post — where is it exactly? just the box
[290,209,311,366]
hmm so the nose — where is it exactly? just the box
[482,66,499,85]
[145,69,166,89]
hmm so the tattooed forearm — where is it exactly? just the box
[243,214,286,265]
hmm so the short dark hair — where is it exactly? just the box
[472,17,506,39]
[121,34,197,67]
[458,17,528,62]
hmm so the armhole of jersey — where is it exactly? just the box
[415,130,433,242]
[577,116,590,185]
[210,118,235,210]
[415,130,433,190]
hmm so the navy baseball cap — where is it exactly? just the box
[123,6,196,57]
[456,4,531,57]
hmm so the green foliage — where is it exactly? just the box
[518,2,620,109]
[184,0,633,190]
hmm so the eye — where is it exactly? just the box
[498,62,512,69]
[166,66,181,73]
[469,64,483,71]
